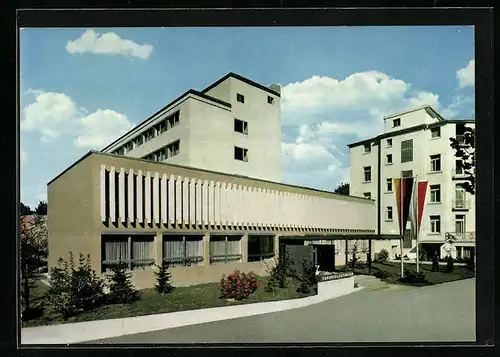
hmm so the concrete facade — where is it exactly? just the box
[47,152,376,289]
[101,73,282,183]
[349,105,476,259]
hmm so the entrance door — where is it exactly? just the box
[317,245,335,272]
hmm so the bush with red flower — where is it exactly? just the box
[218,269,260,300]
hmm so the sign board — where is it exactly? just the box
[304,240,335,246]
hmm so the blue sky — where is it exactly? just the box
[20,26,475,209]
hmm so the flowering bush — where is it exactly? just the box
[218,270,260,300]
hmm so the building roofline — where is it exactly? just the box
[347,119,475,148]
[383,105,445,122]
[48,151,372,204]
[100,89,231,152]
[201,72,281,97]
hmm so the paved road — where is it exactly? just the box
[88,277,475,344]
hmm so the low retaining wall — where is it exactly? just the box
[21,276,357,345]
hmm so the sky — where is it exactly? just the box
[19,26,475,209]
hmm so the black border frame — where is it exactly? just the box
[5,5,495,355]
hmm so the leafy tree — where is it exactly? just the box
[334,182,350,195]
[154,260,174,294]
[449,126,475,194]
[35,201,48,215]
[107,264,140,304]
[20,202,32,216]
[20,214,47,313]
[45,252,106,319]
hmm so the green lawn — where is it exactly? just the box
[22,276,314,328]
[343,262,475,286]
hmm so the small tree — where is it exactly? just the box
[107,263,140,304]
[375,249,389,263]
[45,252,105,319]
[449,126,475,195]
[349,241,363,271]
[20,214,47,313]
[296,260,318,295]
[20,202,33,216]
[154,260,174,294]
[35,200,48,215]
[334,182,350,195]
[431,251,440,272]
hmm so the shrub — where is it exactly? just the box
[375,249,389,263]
[45,252,106,319]
[107,263,140,304]
[445,256,455,273]
[400,269,427,285]
[296,260,318,295]
[154,260,174,294]
[218,270,259,300]
[373,268,390,280]
[265,253,296,293]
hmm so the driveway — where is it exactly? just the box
[87,277,475,344]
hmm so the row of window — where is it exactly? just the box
[112,111,180,156]
[236,93,275,105]
[382,211,466,235]
[143,140,180,162]
[101,234,274,271]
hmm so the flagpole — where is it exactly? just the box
[415,175,419,273]
[400,176,404,278]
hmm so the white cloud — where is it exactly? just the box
[279,69,474,191]
[457,59,475,89]
[66,30,154,60]
[21,89,132,149]
[75,109,133,148]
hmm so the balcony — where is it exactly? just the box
[445,232,475,242]
[452,199,472,210]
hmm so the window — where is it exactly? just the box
[144,128,155,142]
[401,139,413,163]
[143,140,180,162]
[386,178,393,192]
[234,119,248,135]
[248,235,274,262]
[386,206,393,221]
[234,146,248,162]
[387,138,393,147]
[167,111,180,129]
[430,154,441,172]
[102,234,155,271]
[431,127,441,138]
[430,184,441,203]
[455,215,465,234]
[114,147,125,156]
[430,215,441,233]
[401,170,413,179]
[363,192,371,199]
[393,118,401,127]
[237,93,245,103]
[267,96,274,104]
[210,235,242,264]
[124,141,134,153]
[386,154,393,165]
[455,185,466,209]
[133,135,144,148]
[363,166,371,182]
[156,120,167,135]
[456,160,464,175]
[363,143,371,153]
[163,235,203,267]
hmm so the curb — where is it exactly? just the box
[22,277,360,344]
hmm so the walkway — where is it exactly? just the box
[88,277,475,344]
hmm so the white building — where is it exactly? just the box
[102,72,282,183]
[348,105,475,261]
